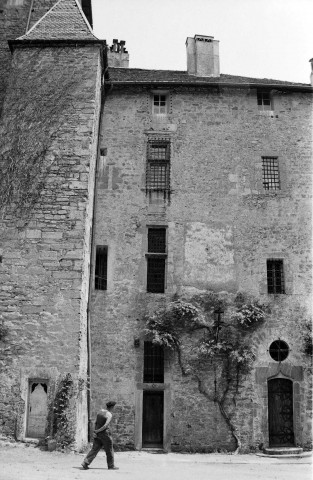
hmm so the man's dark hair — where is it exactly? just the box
[106,401,116,409]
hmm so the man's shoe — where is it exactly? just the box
[108,466,119,470]
[81,463,89,470]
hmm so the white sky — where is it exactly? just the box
[92,0,313,84]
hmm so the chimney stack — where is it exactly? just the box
[186,35,220,77]
[310,58,313,87]
[107,39,129,68]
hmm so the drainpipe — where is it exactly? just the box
[25,0,35,33]
[86,43,107,442]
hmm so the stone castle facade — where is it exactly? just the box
[0,0,312,452]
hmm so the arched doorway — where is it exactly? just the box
[268,378,294,447]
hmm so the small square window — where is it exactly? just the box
[257,90,273,111]
[267,259,285,294]
[153,94,168,115]
[262,157,280,191]
[95,246,108,290]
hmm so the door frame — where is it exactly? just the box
[135,383,171,451]
[26,378,49,439]
[267,375,295,447]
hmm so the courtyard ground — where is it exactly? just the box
[0,441,311,480]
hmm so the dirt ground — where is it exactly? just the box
[0,441,312,480]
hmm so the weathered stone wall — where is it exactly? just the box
[89,84,312,451]
[0,0,57,115]
[0,43,102,449]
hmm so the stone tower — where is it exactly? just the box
[0,0,92,115]
[0,0,103,449]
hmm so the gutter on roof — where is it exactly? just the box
[8,38,106,53]
[104,80,312,93]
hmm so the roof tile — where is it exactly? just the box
[108,67,310,87]
[18,0,98,41]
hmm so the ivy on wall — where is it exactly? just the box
[144,291,269,453]
[0,48,80,225]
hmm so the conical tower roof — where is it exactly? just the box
[17,0,98,41]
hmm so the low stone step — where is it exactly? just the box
[263,447,303,456]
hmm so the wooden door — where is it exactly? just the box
[268,378,294,447]
[142,391,164,447]
[27,382,48,438]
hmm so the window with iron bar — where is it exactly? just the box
[143,341,164,383]
[146,228,167,293]
[257,89,273,110]
[267,259,285,294]
[95,245,108,290]
[262,157,280,190]
[146,141,170,192]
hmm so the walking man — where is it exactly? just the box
[82,401,119,470]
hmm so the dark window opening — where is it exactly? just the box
[267,259,285,294]
[269,340,289,362]
[146,141,170,192]
[262,157,280,190]
[147,258,165,293]
[148,228,166,253]
[95,246,108,290]
[143,341,164,383]
[257,90,272,110]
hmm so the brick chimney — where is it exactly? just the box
[186,35,220,77]
[310,58,313,87]
[107,39,129,68]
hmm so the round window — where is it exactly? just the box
[269,340,289,362]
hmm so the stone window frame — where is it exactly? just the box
[150,90,172,116]
[259,253,293,295]
[255,151,287,195]
[257,88,274,111]
[145,225,168,294]
[267,258,285,294]
[262,156,281,191]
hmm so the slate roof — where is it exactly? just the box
[108,67,311,88]
[18,0,98,41]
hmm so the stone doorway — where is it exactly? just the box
[142,391,164,447]
[27,381,48,438]
[268,378,294,447]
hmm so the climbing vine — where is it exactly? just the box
[0,48,81,225]
[51,373,75,449]
[144,291,269,453]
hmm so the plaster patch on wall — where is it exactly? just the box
[184,223,235,288]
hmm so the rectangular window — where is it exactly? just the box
[262,157,280,190]
[143,341,164,383]
[95,246,107,290]
[153,94,168,115]
[267,259,285,294]
[257,90,272,110]
[146,228,167,293]
[146,141,170,192]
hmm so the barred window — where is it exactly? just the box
[153,94,168,115]
[146,228,167,293]
[95,246,107,290]
[257,90,272,110]
[143,341,164,383]
[267,259,285,294]
[262,157,280,190]
[146,141,170,191]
